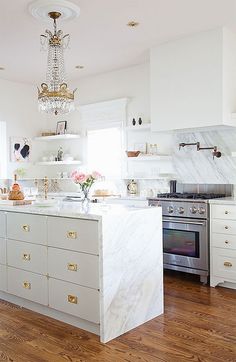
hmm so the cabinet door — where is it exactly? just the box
[7,267,48,305]
[0,212,6,238]
[211,219,236,235]
[212,248,236,281]
[48,247,99,289]
[0,238,6,265]
[150,28,222,131]
[0,264,7,291]
[211,204,236,220]
[48,217,99,255]
[7,213,47,245]
[7,239,47,275]
[49,278,100,324]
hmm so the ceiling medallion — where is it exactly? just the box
[127,21,139,27]
[38,11,76,116]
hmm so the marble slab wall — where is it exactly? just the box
[173,129,236,184]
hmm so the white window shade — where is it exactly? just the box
[80,98,127,130]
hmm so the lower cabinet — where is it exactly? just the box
[7,267,48,305]
[212,248,236,281]
[0,264,7,292]
[7,239,47,275]
[48,278,100,324]
[0,238,6,265]
[210,204,236,288]
[48,247,99,289]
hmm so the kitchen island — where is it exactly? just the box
[0,202,163,343]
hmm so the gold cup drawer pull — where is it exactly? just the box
[225,226,229,230]
[67,295,78,304]
[67,263,78,272]
[224,261,233,267]
[225,240,229,244]
[22,224,30,232]
[22,253,31,261]
[22,281,31,289]
[67,231,77,239]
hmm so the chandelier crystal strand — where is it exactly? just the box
[38,12,76,116]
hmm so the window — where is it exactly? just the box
[87,127,123,178]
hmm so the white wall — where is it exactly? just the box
[0,78,48,179]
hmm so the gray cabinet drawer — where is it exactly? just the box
[0,264,7,291]
[48,247,99,289]
[0,212,6,238]
[211,205,236,220]
[49,278,100,324]
[211,233,236,250]
[7,213,47,245]
[0,238,6,265]
[211,219,236,235]
[7,267,48,305]
[212,248,236,281]
[7,239,47,275]
[48,217,99,255]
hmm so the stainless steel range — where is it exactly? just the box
[149,192,226,284]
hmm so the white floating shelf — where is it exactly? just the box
[127,155,172,161]
[36,161,82,166]
[34,134,80,141]
[125,124,151,131]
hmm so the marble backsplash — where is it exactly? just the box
[173,128,236,184]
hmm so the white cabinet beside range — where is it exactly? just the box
[210,200,236,289]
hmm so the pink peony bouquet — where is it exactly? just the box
[71,170,101,199]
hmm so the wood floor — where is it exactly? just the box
[0,271,235,362]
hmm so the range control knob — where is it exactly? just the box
[190,206,197,214]
[178,207,185,214]
[167,206,174,214]
[198,207,205,214]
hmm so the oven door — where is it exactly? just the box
[163,217,208,272]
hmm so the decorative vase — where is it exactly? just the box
[82,188,90,202]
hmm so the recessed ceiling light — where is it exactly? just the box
[75,65,84,69]
[127,21,139,28]
[0,67,5,70]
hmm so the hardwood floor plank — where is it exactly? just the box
[0,271,235,362]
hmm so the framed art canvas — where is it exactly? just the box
[56,121,67,135]
[11,137,31,162]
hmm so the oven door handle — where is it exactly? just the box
[163,219,206,226]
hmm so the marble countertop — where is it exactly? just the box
[0,201,154,221]
[209,197,236,205]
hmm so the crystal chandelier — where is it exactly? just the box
[38,11,76,116]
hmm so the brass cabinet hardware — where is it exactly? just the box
[225,226,229,230]
[67,231,77,239]
[225,240,229,244]
[22,225,30,232]
[224,261,233,267]
[67,263,78,272]
[225,211,229,215]
[22,253,31,261]
[22,281,31,289]
[67,295,78,304]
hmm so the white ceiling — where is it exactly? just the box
[1,0,236,85]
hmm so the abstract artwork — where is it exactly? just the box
[11,137,31,162]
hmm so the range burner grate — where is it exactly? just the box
[156,192,226,200]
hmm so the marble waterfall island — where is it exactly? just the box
[0,202,163,343]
